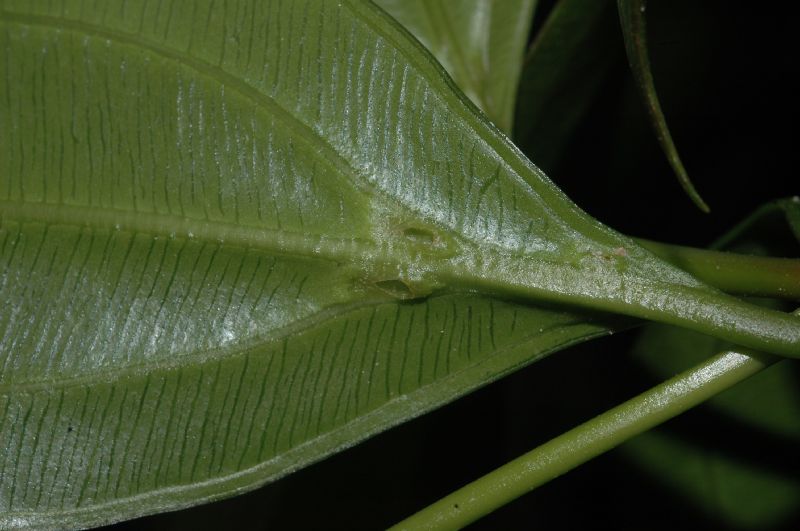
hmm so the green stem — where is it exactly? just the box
[636,238,800,299]
[390,349,777,530]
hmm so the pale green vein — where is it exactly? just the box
[0,199,379,264]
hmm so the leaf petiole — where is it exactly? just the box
[636,238,800,300]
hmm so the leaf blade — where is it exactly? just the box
[514,0,617,172]
[3,1,798,355]
[618,0,710,212]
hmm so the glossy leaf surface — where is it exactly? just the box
[375,0,536,134]
[1,0,799,527]
[0,0,619,525]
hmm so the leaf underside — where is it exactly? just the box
[0,1,619,526]
[0,0,797,527]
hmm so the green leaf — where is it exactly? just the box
[618,0,710,212]
[514,0,618,172]
[628,430,800,530]
[374,0,536,134]
[623,200,800,529]
[713,198,800,254]
[1,0,799,526]
[2,288,619,527]
[781,197,800,241]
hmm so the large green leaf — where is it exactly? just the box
[1,0,799,527]
[374,0,536,134]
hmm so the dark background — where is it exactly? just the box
[109,1,798,529]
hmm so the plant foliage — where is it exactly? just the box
[0,0,797,528]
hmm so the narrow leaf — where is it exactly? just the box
[625,430,800,529]
[714,198,800,252]
[618,0,711,212]
[375,0,536,134]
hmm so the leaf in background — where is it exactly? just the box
[623,199,800,529]
[626,431,800,530]
[374,0,536,135]
[1,0,799,527]
[618,0,710,212]
[782,197,800,241]
[714,198,800,254]
[514,0,618,172]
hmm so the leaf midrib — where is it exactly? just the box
[0,9,508,273]
[1,7,586,267]
[0,199,382,264]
